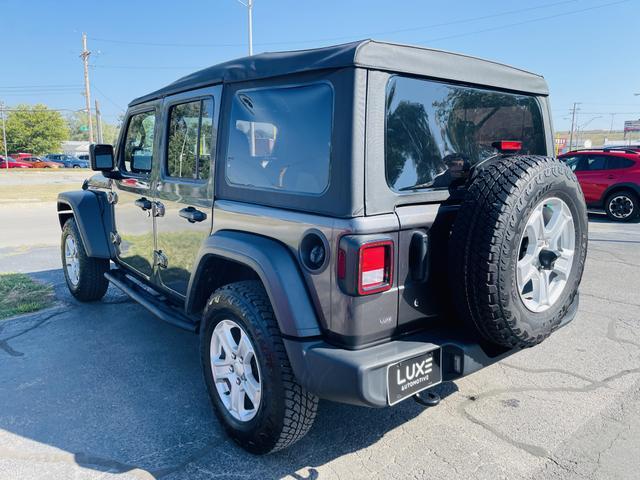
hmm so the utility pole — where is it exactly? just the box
[80,33,94,143]
[95,99,103,143]
[568,102,580,151]
[247,0,253,56]
[0,101,8,169]
[236,0,254,56]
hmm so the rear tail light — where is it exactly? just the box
[337,236,394,296]
[358,241,393,295]
[492,140,522,152]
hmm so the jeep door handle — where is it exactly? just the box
[134,197,153,211]
[179,206,207,223]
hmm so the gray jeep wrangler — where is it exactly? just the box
[57,40,587,454]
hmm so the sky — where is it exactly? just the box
[1,0,639,132]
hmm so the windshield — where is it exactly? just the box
[385,76,547,191]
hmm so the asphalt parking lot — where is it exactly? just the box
[0,189,639,479]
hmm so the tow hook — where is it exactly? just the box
[413,390,441,407]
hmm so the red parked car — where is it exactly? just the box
[559,148,640,222]
[1,156,33,168]
[10,152,33,161]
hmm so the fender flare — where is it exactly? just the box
[602,182,640,203]
[57,190,115,259]
[187,231,322,338]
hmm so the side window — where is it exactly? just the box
[123,110,156,173]
[563,156,585,172]
[225,83,333,194]
[606,156,634,169]
[586,155,607,171]
[166,98,214,180]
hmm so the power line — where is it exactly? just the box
[0,84,82,89]
[86,0,587,49]
[90,64,203,70]
[0,92,83,96]
[420,0,630,43]
[91,82,125,112]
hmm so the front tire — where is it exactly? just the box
[200,281,318,454]
[604,190,638,222]
[61,218,110,301]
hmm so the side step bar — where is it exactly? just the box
[104,270,197,332]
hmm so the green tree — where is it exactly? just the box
[5,104,69,155]
[66,111,121,145]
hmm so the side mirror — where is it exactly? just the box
[131,151,152,174]
[89,144,115,171]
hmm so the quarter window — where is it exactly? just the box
[225,83,333,194]
[123,110,156,174]
[166,98,214,180]
[606,156,634,169]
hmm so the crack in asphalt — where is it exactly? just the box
[0,447,156,479]
[0,308,67,357]
[587,245,640,268]
[501,364,598,384]
[581,292,640,309]
[458,317,640,465]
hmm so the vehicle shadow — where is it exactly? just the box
[587,211,640,224]
[0,268,458,479]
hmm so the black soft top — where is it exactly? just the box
[130,39,549,106]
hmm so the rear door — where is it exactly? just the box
[153,87,220,297]
[578,155,610,205]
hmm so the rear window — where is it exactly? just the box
[225,83,333,195]
[385,76,547,191]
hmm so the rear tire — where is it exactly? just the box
[449,155,588,348]
[200,281,318,454]
[61,218,110,301]
[604,190,638,222]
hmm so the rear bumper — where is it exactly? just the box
[284,293,579,407]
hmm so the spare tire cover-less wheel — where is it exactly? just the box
[449,155,588,348]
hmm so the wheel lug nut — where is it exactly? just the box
[236,378,241,385]
[229,365,234,372]
[231,353,236,360]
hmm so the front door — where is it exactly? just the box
[154,89,219,297]
[113,106,158,279]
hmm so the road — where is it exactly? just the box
[0,199,639,479]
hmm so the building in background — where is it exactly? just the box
[61,141,90,157]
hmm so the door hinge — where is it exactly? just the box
[107,191,118,204]
[153,201,165,218]
[110,232,121,246]
[154,250,168,269]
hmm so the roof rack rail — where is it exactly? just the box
[564,147,639,155]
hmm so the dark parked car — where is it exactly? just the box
[56,40,587,454]
[560,148,640,221]
[44,154,89,168]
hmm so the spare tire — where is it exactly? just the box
[449,155,588,348]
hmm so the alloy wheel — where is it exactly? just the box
[64,236,80,287]
[210,319,262,422]
[516,197,576,313]
[608,195,634,219]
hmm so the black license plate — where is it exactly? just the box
[387,349,441,405]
